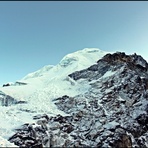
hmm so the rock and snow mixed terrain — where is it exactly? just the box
[0,48,148,147]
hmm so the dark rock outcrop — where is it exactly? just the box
[3,83,11,87]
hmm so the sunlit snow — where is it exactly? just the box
[0,48,109,146]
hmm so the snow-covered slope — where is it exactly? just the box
[0,48,109,146]
[1,48,109,108]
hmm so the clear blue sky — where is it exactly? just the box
[0,1,148,85]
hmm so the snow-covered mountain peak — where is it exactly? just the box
[59,48,108,68]
[22,48,108,81]
[0,48,108,108]
[82,48,103,53]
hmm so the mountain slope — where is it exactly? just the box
[0,48,109,112]
[8,51,148,147]
[0,48,109,146]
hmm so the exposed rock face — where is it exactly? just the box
[9,52,148,147]
[99,52,148,70]
[0,91,27,106]
[3,83,11,87]
[0,91,16,106]
[68,52,148,81]
[15,81,27,86]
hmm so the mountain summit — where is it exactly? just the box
[22,48,108,80]
[0,49,148,147]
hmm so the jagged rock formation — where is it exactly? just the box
[8,52,148,147]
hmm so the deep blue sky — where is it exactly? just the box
[0,1,148,85]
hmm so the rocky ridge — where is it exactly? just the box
[8,52,148,147]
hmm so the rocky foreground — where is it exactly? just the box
[8,52,148,147]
